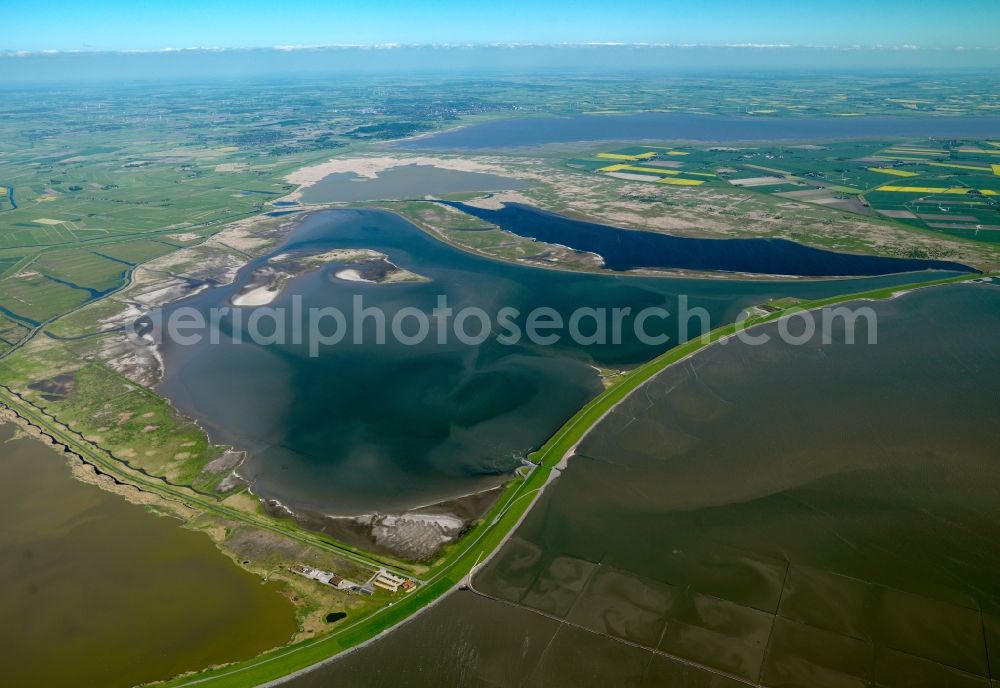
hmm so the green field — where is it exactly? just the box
[0,90,351,333]
[559,139,1000,263]
[2,74,1000,686]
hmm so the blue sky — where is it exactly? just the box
[6,0,1000,52]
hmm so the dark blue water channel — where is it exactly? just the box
[446,202,976,276]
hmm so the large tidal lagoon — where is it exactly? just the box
[157,209,960,520]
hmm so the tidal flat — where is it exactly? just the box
[283,282,1000,687]
[0,423,297,688]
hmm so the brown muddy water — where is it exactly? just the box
[0,423,297,688]
[286,282,1000,688]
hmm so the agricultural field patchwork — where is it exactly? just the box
[0,87,344,333]
[565,140,1000,245]
[568,146,716,186]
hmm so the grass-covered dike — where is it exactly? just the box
[135,271,988,687]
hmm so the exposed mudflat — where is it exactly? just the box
[269,485,504,561]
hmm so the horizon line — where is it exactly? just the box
[4,42,1000,58]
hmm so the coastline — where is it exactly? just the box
[269,149,998,277]
[227,247,425,307]
[139,204,977,557]
[150,271,988,688]
[0,406,199,520]
[9,198,979,546]
[265,485,506,563]
[4,178,990,685]
[379,202,975,284]
[276,154,526,204]
[10,69,1000,688]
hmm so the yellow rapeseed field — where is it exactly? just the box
[656,177,704,186]
[868,167,919,177]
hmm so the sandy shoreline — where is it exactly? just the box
[231,285,279,306]
[279,155,528,203]
[333,268,371,283]
[228,247,418,306]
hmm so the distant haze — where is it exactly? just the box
[2,46,999,84]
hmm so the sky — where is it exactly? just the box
[5,0,1000,52]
